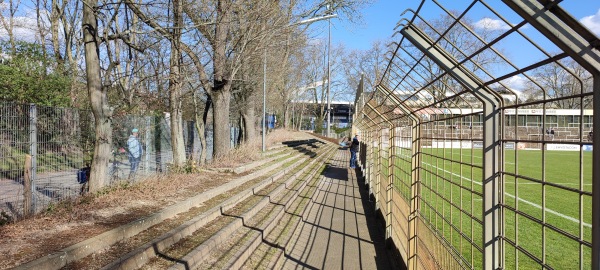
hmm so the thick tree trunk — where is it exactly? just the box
[83,0,112,192]
[242,104,257,142]
[169,93,186,165]
[211,0,231,158]
[194,119,207,165]
[169,0,186,166]
[283,101,290,129]
[212,89,231,158]
[297,103,306,130]
[194,94,210,165]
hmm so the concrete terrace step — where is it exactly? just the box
[15,140,326,270]
[179,145,336,269]
[246,148,393,270]
[133,142,334,269]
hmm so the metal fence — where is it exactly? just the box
[353,1,599,269]
[0,102,239,219]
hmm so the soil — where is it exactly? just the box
[0,172,232,269]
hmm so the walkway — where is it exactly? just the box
[281,148,392,269]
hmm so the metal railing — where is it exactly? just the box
[0,102,240,220]
[353,1,600,269]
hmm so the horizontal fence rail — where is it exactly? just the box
[353,0,600,269]
[0,102,240,220]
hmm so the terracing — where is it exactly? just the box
[3,135,395,269]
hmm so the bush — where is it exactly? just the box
[0,211,12,226]
[167,159,201,174]
[332,126,350,134]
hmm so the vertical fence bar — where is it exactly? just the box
[368,129,374,205]
[23,155,32,217]
[376,128,382,212]
[593,74,600,269]
[28,104,36,213]
[408,118,421,269]
[482,100,501,270]
[387,124,395,243]
[154,114,163,173]
[145,117,151,174]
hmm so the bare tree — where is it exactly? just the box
[0,0,21,53]
[526,58,593,109]
[342,40,388,92]
[300,42,348,132]
[169,0,186,165]
[43,0,84,104]
[82,0,112,191]
[412,12,505,108]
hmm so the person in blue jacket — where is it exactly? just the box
[127,128,143,178]
[349,134,360,168]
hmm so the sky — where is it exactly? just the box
[1,0,599,95]
[304,0,600,94]
[327,0,600,52]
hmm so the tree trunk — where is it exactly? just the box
[211,0,231,158]
[169,0,186,166]
[83,0,112,192]
[169,91,186,166]
[242,104,256,142]
[212,89,231,158]
[238,115,245,145]
[283,101,290,129]
[298,103,306,130]
[50,0,64,69]
[193,119,207,165]
[193,94,210,166]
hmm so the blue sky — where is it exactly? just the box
[325,0,600,52]
[305,0,600,93]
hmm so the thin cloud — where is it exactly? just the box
[474,18,512,31]
[0,8,49,43]
[580,8,600,37]
[496,75,527,91]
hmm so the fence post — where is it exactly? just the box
[401,24,502,269]
[376,129,381,211]
[409,119,421,269]
[386,125,395,245]
[28,103,37,213]
[366,130,377,199]
[154,114,162,173]
[230,125,234,148]
[23,155,32,217]
[593,74,600,270]
[145,117,151,173]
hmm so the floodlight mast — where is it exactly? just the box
[262,13,338,152]
[326,6,332,138]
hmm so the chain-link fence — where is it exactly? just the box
[0,102,238,220]
[354,0,599,269]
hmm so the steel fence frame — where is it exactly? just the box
[353,0,600,269]
[0,102,240,220]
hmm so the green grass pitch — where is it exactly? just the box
[375,146,592,269]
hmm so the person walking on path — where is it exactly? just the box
[127,128,143,179]
[349,134,360,168]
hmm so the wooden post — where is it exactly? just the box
[23,154,32,217]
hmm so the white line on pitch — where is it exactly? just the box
[504,181,592,186]
[422,162,591,228]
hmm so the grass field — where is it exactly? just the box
[378,146,592,269]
